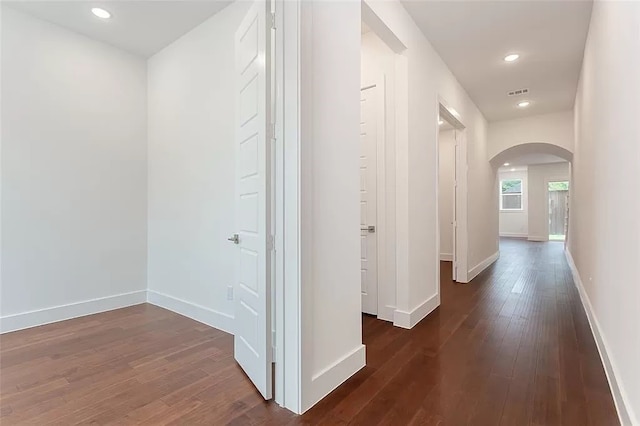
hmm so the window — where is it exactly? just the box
[500,179,523,210]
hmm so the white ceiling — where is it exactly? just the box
[501,153,567,167]
[4,1,232,57]
[401,0,593,121]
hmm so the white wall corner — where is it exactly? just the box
[393,293,440,329]
[0,290,147,334]
[564,249,636,426]
[440,253,453,262]
[146,290,235,335]
[465,251,500,283]
[302,344,366,413]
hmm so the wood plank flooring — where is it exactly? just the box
[0,239,619,425]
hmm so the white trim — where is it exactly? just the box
[375,75,387,322]
[302,345,366,412]
[465,251,499,283]
[440,253,453,261]
[0,290,147,334]
[377,305,395,323]
[393,293,440,329]
[278,0,302,414]
[147,290,234,335]
[527,235,548,242]
[564,250,635,426]
[499,232,528,238]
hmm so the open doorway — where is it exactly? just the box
[359,14,401,322]
[548,181,570,241]
[437,104,465,282]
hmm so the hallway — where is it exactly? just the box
[302,239,619,425]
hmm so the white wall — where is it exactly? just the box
[298,0,364,412]
[364,0,496,322]
[569,1,640,423]
[488,110,574,160]
[527,162,569,241]
[361,29,396,321]
[498,168,529,238]
[0,7,148,332]
[438,129,455,259]
[146,1,249,334]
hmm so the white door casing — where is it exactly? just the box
[233,0,272,400]
[360,86,378,315]
[452,130,458,281]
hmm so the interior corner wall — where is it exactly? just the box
[487,110,574,160]
[569,1,640,423]
[0,7,148,333]
[498,168,529,238]
[438,129,455,259]
[364,0,496,322]
[526,162,569,242]
[146,1,249,335]
[299,0,364,412]
[361,29,397,321]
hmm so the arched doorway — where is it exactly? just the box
[491,143,573,243]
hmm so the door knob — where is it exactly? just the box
[227,234,240,244]
[360,225,375,233]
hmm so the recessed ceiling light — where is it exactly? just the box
[503,162,510,166]
[517,100,530,108]
[438,120,444,125]
[510,168,516,172]
[91,7,111,19]
[504,54,520,62]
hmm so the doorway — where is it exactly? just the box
[360,84,379,315]
[359,13,399,322]
[548,181,569,241]
[437,103,465,282]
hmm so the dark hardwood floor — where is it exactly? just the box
[0,239,618,425]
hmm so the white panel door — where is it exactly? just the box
[360,86,378,315]
[233,0,272,400]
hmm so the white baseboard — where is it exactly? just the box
[393,293,440,329]
[303,344,366,413]
[440,253,453,262]
[527,235,548,242]
[146,290,234,335]
[565,250,636,426]
[499,232,528,238]
[0,290,147,334]
[466,251,500,283]
[376,305,396,323]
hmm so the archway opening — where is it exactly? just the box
[491,143,573,244]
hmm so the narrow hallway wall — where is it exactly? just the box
[568,1,640,423]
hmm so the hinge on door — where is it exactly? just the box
[270,12,276,30]
[267,234,275,251]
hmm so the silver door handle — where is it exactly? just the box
[227,234,240,244]
[361,225,375,233]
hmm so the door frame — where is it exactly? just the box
[436,100,468,286]
[273,0,300,413]
[545,177,571,241]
